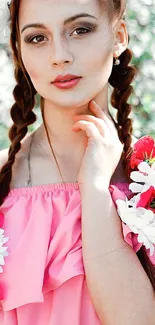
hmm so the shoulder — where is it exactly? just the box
[0,133,34,186]
[0,133,35,188]
[0,132,33,170]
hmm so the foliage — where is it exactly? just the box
[126,0,155,138]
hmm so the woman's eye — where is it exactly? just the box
[25,25,95,44]
[71,27,92,36]
[27,35,47,44]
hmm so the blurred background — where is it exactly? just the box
[0,0,155,149]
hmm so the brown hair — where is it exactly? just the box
[0,0,154,290]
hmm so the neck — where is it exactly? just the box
[37,87,109,156]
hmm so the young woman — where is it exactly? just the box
[0,0,154,324]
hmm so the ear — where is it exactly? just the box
[113,20,128,58]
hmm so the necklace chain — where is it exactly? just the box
[26,132,34,187]
[27,98,68,186]
[41,97,65,184]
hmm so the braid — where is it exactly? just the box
[109,48,136,167]
[0,3,37,205]
[0,67,36,205]
[137,247,155,290]
[1,0,154,292]
[109,48,155,290]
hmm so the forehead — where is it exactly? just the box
[19,0,103,25]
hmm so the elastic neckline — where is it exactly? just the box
[8,182,129,196]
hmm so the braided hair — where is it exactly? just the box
[108,1,155,290]
[0,0,154,290]
[109,49,155,289]
[0,0,37,204]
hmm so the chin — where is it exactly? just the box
[47,93,92,109]
[40,83,104,109]
[55,99,86,109]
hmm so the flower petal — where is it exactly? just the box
[117,196,155,253]
[149,244,155,256]
[0,254,5,266]
[129,183,143,193]
[0,212,4,228]
[0,228,4,236]
[2,236,9,244]
[0,246,8,253]
[133,136,155,157]
[138,162,151,173]
[130,171,146,183]
[151,162,155,170]
[3,251,9,257]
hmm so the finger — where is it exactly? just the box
[89,101,118,137]
[72,120,101,140]
[89,100,104,119]
[90,101,113,126]
[73,114,105,136]
[73,113,114,139]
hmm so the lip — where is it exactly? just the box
[52,77,82,90]
[52,74,81,83]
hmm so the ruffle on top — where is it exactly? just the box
[0,182,154,324]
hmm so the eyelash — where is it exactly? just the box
[25,26,96,44]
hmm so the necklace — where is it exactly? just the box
[26,132,35,187]
[26,127,65,187]
[40,97,65,184]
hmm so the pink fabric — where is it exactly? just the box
[0,182,154,324]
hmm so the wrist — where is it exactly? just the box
[78,177,110,192]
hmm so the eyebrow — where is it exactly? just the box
[21,13,97,34]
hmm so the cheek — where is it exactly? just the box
[82,34,114,75]
[26,67,40,80]
[21,50,42,80]
[83,46,113,83]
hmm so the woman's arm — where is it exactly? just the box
[80,183,155,325]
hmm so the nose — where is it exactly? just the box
[50,36,73,67]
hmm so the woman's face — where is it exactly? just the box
[19,0,120,109]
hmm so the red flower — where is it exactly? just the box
[136,186,155,213]
[0,212,4,228]
[0,284,4,301]
[129,136,155,172]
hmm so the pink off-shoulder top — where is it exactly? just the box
[0,182,154,325]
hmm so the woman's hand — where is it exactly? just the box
[72,100,123,188]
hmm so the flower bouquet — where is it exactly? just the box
[116,136,155,256]
[0,212,9,274]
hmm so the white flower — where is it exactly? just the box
[0,228,9,273]
[116,198,155,256]
[129,162,155,194]
[0,0,11,44]
[127,193,141,208]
